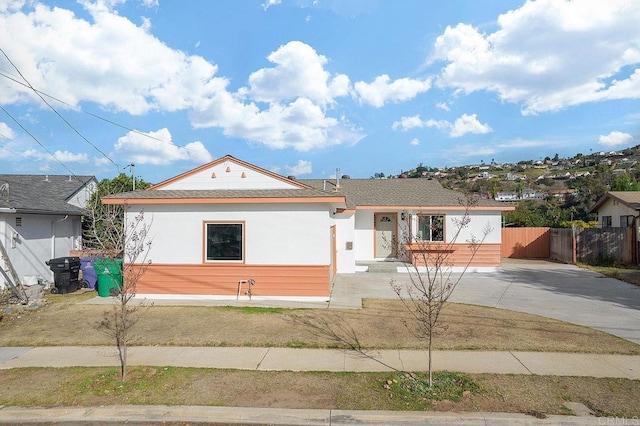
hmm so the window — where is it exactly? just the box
[620,215,635,227]
[601,216,612,227]
[417,215,444,242]
[205,223,243,261]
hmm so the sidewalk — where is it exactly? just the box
[0,405,614,425]
[1,346,639,378]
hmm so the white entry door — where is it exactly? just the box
[374,213,397,259]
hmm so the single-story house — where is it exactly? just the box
[590,191,640,228]
[103,155,512,301]
[0,174,97,285]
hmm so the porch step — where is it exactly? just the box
[357,261,410,273]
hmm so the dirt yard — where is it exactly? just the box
[0,292,638,354]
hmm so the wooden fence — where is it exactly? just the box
[501,227,550,258]
[507,226,638,265]
[577,227,635,264]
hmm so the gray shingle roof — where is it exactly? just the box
[0,175,95,215]
[103,188,344,201]
[301,178,506,209]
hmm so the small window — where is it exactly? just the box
[417,215,444,242]
[620,215,634,227]
[602,216,612,227]
[205,223,243,261]
[15,217,22,227]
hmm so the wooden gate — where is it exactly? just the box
[501,227,550,259]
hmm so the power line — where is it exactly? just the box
[0,67,208,157]
[0,48,120,169]
[0,105,78,177]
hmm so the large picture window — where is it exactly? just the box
[417,215,444,242]
[205,223,243,261]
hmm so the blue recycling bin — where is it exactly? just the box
[80,256,98,289]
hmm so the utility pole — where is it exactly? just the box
[127,163,136,190]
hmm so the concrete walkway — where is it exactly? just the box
[331,259,640,344]
[1,346,639,379]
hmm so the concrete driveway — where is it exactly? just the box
[330,259,640,345]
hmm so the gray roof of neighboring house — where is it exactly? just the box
[0,175,95,215]
[590,191,640,213]
[301,178,506,210]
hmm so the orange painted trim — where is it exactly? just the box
[335,208,356,214]
[374,212,398,258]
[202,221,246,264]
[404,243,502,267]
[150,155,312,190]
[102,196,345,205]
[129,263,330,297]
[357,205,513,211]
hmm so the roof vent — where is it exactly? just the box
[287,175,296,180]
[341,175,350,180]
[44,175,49,182]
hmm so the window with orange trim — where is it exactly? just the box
[205,223,243,261]
[416,215,444,242]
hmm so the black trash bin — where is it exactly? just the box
[45,257,81,294]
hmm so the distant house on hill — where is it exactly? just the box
[0,175,96,284]
[590,191,640,228]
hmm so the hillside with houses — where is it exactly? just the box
[390,145,640,227]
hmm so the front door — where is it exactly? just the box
[374,213,397,259]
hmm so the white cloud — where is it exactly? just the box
[599,131,633,147]
[450,114,492,137]
[244,41,350,105]
[392,115,424,131]
[432,0,640,114]
[410,138,420,146]
[262,0,281,11]
[0,122,15,139]
[354,75,431,107]
[436,102,450,111]
[0,2,227,114]
[0,5,362,153]
[285,159,312,176]
[22,148,88,163]
[114,128,213,165]
[392,113,491,138]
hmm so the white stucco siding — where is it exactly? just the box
[67,180,97,208]
[128,203,332,265]
[444,211,502,244]
[597,199,638,227]
[158,162,300,190]
[354,210,375,261]
[333,213,355,273]
[0,213,81,282]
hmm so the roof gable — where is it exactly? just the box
[591,191,640,213]
[0,174,96,215]
[151,155,309,191]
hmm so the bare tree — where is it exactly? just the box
[391,196,492,387]
[96,208,152,381]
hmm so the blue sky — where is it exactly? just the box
[0,0,639,182]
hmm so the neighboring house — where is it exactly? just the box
[0,175,97,285]
[590,191,640,228]
[103,155,512,301]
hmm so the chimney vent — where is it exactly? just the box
[341,175,350,180]
[287,175,296,180]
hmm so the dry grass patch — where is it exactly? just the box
[0,367,638,418]
[0,294,638,354]
[583,264,640,287]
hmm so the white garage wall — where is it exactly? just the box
[127,203,332,265]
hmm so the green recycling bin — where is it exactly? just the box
[95,258,123,297]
